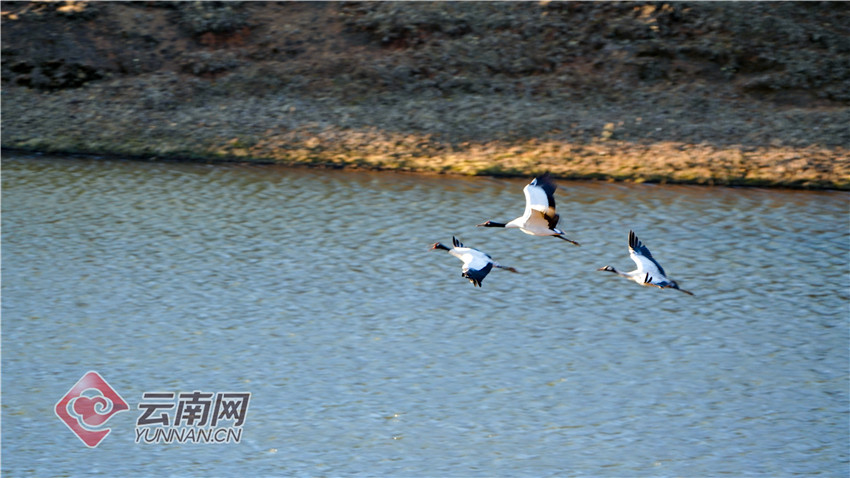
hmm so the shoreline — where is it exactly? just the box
[2,2,848,190]
[4,139,847,191]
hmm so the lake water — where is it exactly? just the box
[2,152,848,477]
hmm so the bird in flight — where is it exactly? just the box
[431,236,518,287]
[477,173,580,246]
[598,230,694,295]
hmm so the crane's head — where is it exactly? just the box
[430,242,450,251]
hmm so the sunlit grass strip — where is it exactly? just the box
[6,128,847,190]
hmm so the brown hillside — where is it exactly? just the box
[2,1,848,188]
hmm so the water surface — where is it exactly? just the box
[2,153,848,476]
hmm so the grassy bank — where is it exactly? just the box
[4,85,846,189]
[7,128,846,190]
[2,2,849,189]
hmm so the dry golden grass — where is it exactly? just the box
[208,127,849,189]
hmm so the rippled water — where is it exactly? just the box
[2,153,848,476]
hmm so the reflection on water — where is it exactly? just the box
[2,153,848,476]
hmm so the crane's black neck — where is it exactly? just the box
[433,243,451,251]
[480,221,507,228]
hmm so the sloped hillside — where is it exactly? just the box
[2,1,848,188]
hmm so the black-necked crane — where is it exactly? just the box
[476,173,580,246]
[430,236,518,287]
[598,230,694,295]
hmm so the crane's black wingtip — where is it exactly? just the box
[531,172,557,191]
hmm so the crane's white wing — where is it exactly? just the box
[520,174,559,230]
[628,230,668,279]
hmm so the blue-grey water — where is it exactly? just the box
[2,152,848,477]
